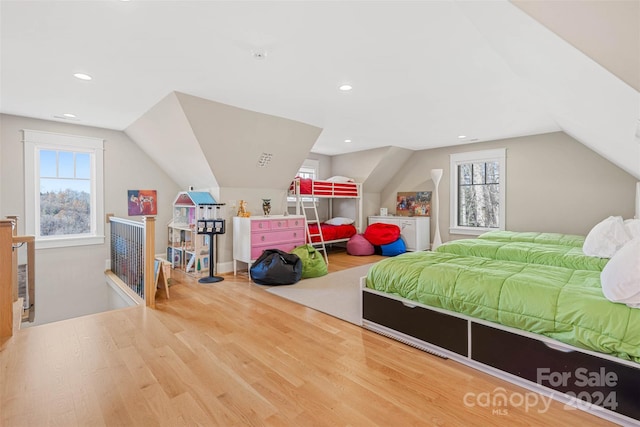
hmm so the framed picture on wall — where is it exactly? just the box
[128,189,158,216]
[396,191,431,216]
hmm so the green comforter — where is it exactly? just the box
[366,251,640,362]
[478,230,586,247]
[436,238,608,272]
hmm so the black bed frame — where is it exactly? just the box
[361,283,640,426]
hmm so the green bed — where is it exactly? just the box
[436,236,608,271]
[365,232,639,362]
[477,230,586,247]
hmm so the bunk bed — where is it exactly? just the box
[361,230,640,426]
[306,223,357,244]
[289,177,363,246]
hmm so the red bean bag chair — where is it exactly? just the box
[347,234,375,256]
[364,223,401,246]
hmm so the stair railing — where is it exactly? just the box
[108,216,156,308]
[0,218,35,338]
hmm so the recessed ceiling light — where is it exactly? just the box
[73,73,92,81]
[458,135,467,139]
[344,139,352,143]
[339,84,352,91]
[53,114,79,121]
[252,51,267,60]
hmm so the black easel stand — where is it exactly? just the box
[196,218,225,283]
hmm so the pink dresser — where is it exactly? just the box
[233,215,305,275]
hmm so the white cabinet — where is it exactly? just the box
[368,216,430,251]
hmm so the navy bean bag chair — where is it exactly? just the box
[250,249,302,285]
[380,238,406,256]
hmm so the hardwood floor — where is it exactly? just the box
[1,249,614,426]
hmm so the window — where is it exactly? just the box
[449,148,505,235]
[297,158,319,180]
[23,130,104,249]
[288,158,319,203]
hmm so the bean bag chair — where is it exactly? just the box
[290,244,327,278]
[347,234,375,256]
[380,238,406,256]
[364,223,401,246]
[250,249,302,285]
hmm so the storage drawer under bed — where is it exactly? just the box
[471,323,640,420]
[362,291,468,356]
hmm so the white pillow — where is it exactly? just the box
[601,238,640,308]
[324,217,355,226]
[583,216,631,258]
[326,176,354,183]
[624,219,640,239]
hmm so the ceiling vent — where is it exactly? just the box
[257,152,273,167]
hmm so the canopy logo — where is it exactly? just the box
[463,367,620,416]
[462,387,554,415]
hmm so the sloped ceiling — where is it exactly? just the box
[125,92,218,191]
[331,146,414,193]
[1,1,638,178]
[512,0,640,92]
[126,92,322,190]
[459,0,640,178]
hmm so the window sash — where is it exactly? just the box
[37,147,95,238]
[288,159,320,204]
[23,130,105,249]
[450,148,505,235]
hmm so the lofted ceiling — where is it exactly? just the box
[1,1,638,177]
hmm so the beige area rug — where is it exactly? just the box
[264,263,377,325]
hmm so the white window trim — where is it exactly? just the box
[288,158,320,205]
[23,129,105,249]
[449,148,506,236]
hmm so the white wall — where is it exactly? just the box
[381,131,637,240]
[0,114,181,325]
[214,153,332,274]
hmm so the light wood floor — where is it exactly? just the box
[1,248,613,426]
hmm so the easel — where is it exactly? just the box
[154,258,170,298]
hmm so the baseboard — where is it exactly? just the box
[13,298,23,334]
[217,261,234,274]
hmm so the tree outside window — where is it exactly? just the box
[39,149,92,236]
[23,130,104,249]
[450,149,505,235]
